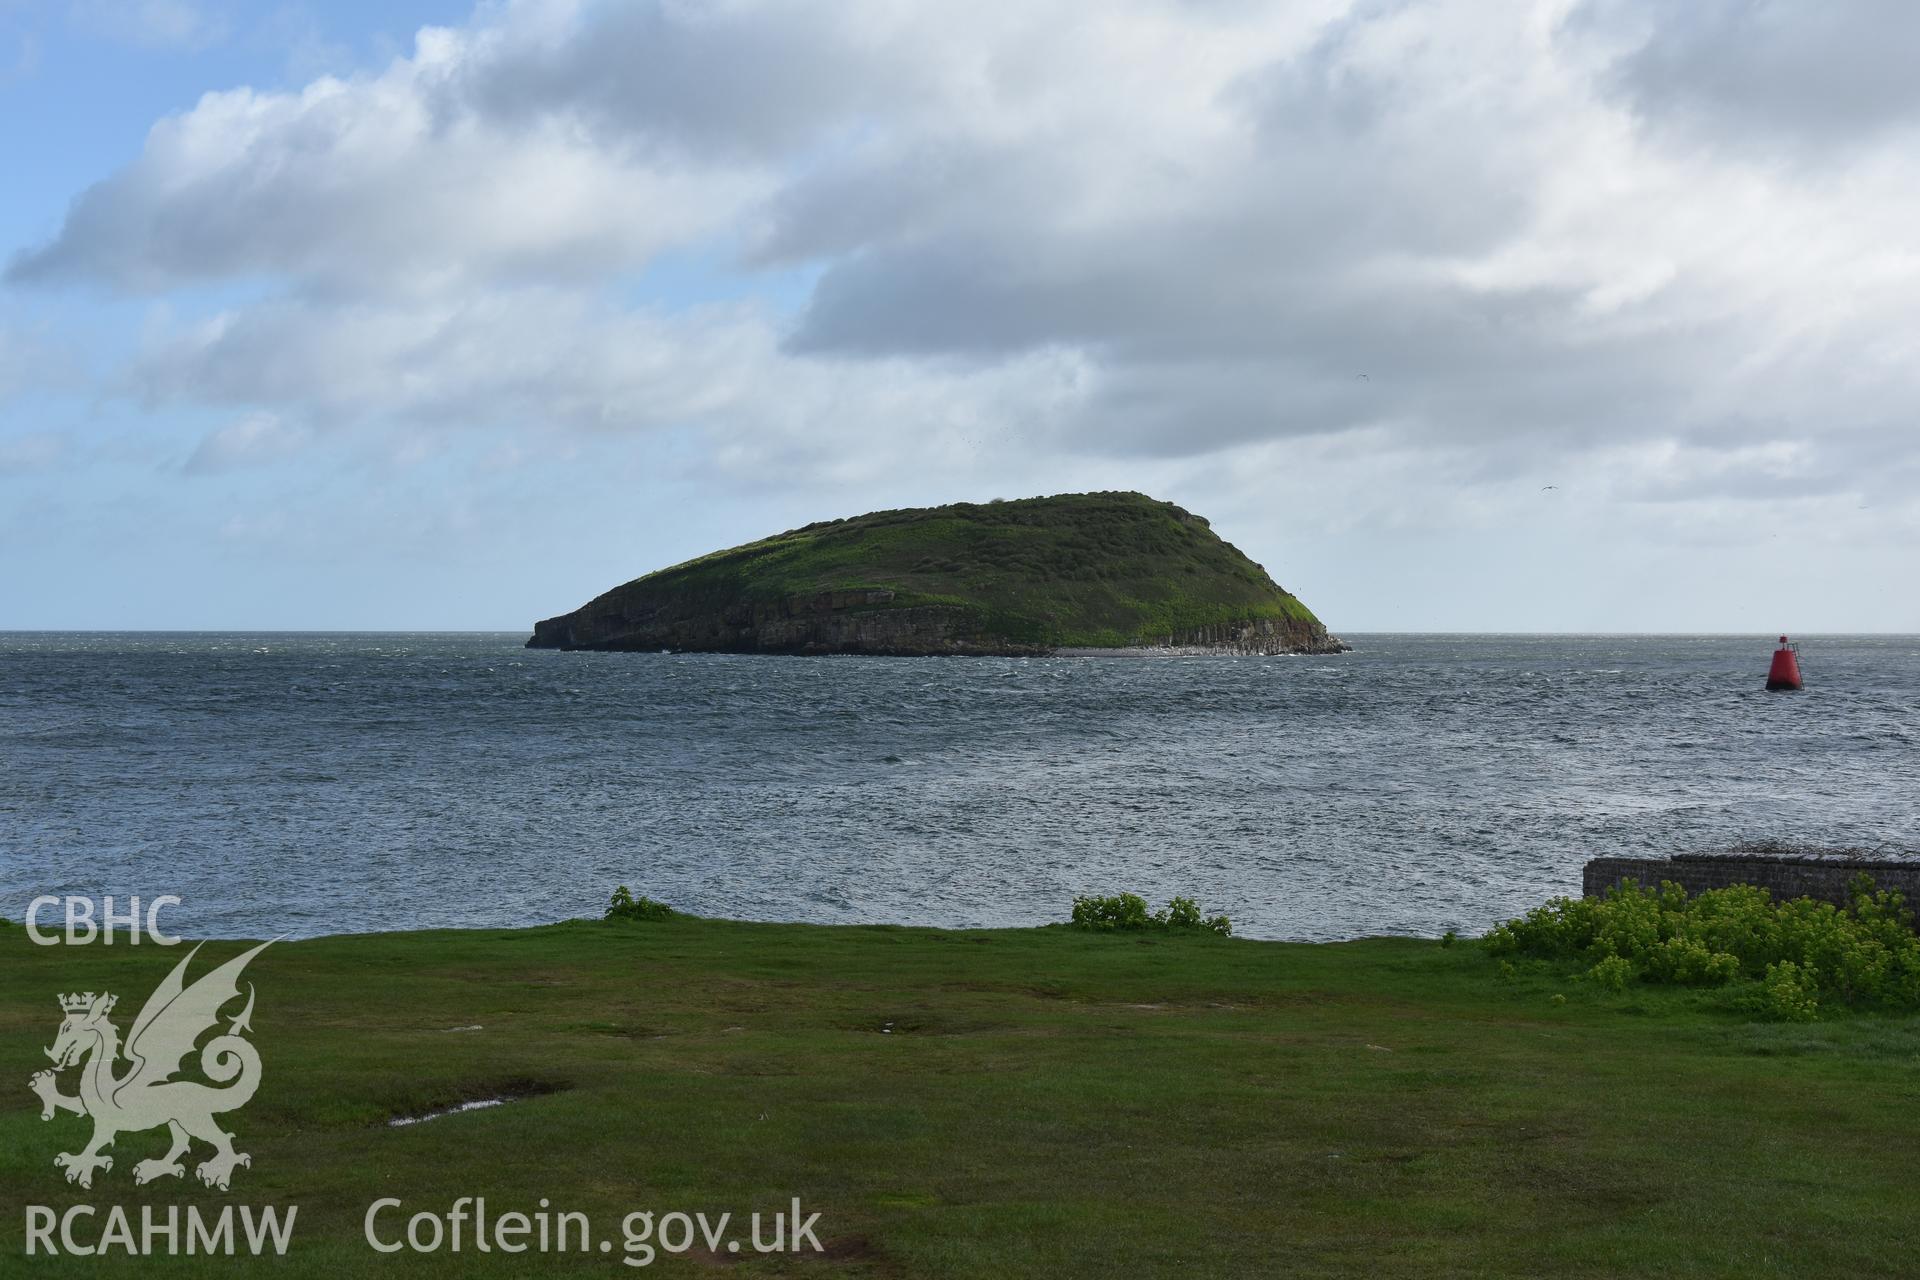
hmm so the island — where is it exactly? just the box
[527,490,1346,656]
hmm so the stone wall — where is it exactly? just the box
[1583,855,1920,908]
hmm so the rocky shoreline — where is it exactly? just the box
[1057,640,1350,657]
[528,589,1347,657]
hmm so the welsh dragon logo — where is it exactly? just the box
[29,941,272,1191]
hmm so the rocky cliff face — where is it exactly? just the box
[529,588,1345,656]
[1103,617,1347,656]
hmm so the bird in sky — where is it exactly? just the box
[1541,484,1558,491]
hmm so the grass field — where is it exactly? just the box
[4,914,1917,1277]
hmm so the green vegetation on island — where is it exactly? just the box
[4,895,1917,1277]
[528,490,1344,655]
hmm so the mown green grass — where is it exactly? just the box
[575,491,1322,647]
[3,917,1916,1277]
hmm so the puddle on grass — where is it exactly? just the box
[389,1099,507,1127]
[385,1079,565,1128]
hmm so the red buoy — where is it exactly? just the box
[1766,635,1803,691]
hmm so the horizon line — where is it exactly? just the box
[4,628,1917,639]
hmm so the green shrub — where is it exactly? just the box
[1072,891,1153,930]
[1164,896,1208,929]
[1485,877,1920,1019]
[1070,893,1231,937]
[1759,961,1822,1022]
[1587,954,1633,991]
[606,886,678,922]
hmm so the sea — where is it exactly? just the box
[3,633,1916,941]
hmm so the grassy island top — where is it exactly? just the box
[587,490,1322,647]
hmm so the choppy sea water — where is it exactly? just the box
[3,633,1916,941]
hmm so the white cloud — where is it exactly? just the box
[10,55,766,294]
[9,0,1920,565]
[183,410,310,473]
[133,287,1096,488]
[1588,0,1920,149]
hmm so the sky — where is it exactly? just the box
[1,0,1915,633]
